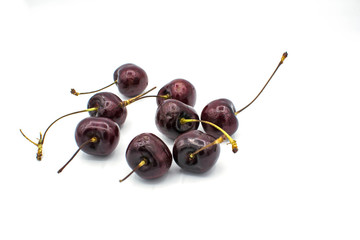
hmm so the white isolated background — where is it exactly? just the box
[1,0,359,239]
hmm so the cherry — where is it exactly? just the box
[87,92,127,126]
[173,118,238,173]
[173,130,220,173]
[58,117,120,173]
[156,79,196,107]
[119,133,172,181]
[113,63,148,98]
[200,98,238,138]
[201,52,288,138]
[71,63,148,98]
[155,99,199,140]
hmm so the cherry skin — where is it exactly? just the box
[113,63,148,98]
[200,98,238,138]
[87,92,127,126]
[125,133,172,180]
[156,79,196,107]
[173,130,220,173]
[155,99,199,140]
[75,117,120,156]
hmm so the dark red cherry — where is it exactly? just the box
[155,99,199,140]
[173,130,220,173]
[156,79,196,107]
[125,133,172,180]
[113,63,148,98]
[87,92,127,126]
[201,98,239,138]
[75,117,120,156]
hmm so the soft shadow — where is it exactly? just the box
[81,150,118,162]
[178,164,220,178]
[25,0,68,7]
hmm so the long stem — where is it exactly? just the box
[57,137,97,173]
[119,159,147,182]
[180,118,238,153]
[71,81,118,96]
[119,86,157,107]
[42,107,98,144]
[135,93,170,101]
[235,52,288,115]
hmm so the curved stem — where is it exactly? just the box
[71,81,118,96]
[235,51,288,115]
[180,118,238,153]
[19,129,38,146]
[118,86,157,108]
[20,107,98,161]
[42,107,98,144]
[119,159,147,182]
[58,137,97,173]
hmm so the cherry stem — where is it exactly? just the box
[189,136,225,159]
[135,93,171,101]
[20,107,98,161]
[119,158,147,182]
[179,118,238,153]
[235,51,288,115]
[19,129,38,146]
[118,86,157,108]
[71,81,118,96]
[58,137,98,174]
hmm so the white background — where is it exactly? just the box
[1,0,360,239]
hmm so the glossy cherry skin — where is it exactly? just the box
[201,98,239,138]
[113,63,148,98]
[75,117,120,156]
[155,99,199,140]
[156,79,196,107]
[87,92,127,126]
[126,133,172,180]
[173,130,220,173]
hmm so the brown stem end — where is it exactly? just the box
[70,88,80,96]
[281,52,288,64]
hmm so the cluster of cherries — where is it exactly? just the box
[20,52,287,182]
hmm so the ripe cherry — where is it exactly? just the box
[155,99,199,140]
[156,79,196,107]
[119,133,172,182]
[173,130,220,173]
[201,52,288,138]
[87,92,127,126]
[173,119,238,173]
[200,98,238,138]
[71,63,148,98]
[58,117,120,173]
[113,63,148,98]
